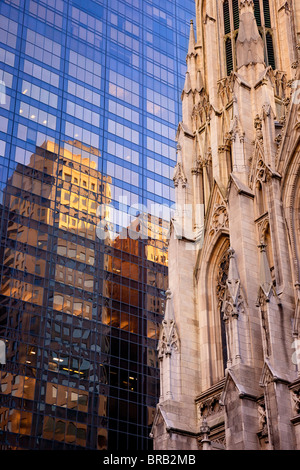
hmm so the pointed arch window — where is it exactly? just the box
[223,0,239,75]
[223,0,276,76]
[255,180,266,217]
[223,0,231,35]
[265,31,275,69]
[232,0,239,30]
[253,0,262,26]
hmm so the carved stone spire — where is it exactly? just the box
[258,242,273,300]
[236,0,265,69]
[187,19,196,56]
[226,247,242,309]
[173,144,187,188]
[157,289,179,360]
[157,289,180,402]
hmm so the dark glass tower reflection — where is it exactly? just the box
[0,0,195,450]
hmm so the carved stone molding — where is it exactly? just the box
[275,133,283,147]
[157,318,179,359]
[212,436,226,448]
[199,395,222,418]
[191,157,203,175]
[217,77,233,108]
[206,147,212,165]
[256,398,270,448]
[289,380,300,417]
[229,115,245,143]
[273,70,288,100]
[262,103,272,118]
[196,379,225,449]
[257,402,268,437]
[218,144,230,155]
[255,159,268,183]
[192,89,212,128]
[209,204,229,237]
[265,370,275,386]
[254,114,263,143]
[292,388,300,415]
[257,216,270,242]
[157,290,180,360]
[239,0,254,9]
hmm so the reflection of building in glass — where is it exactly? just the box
[0,141,111,449]
[0,0,195,450]
[0,139,169,450]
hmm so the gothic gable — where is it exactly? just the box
[259,360,291,388]
[150,404,171,440]
[220,366,262,406]
[175,121,194,142]
[195,181,229,280]
[205,181,228,238]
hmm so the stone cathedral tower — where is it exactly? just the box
[151,0,300,450]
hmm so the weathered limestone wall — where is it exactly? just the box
[152,0,300,451]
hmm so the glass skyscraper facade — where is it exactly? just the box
[0,0,194,450]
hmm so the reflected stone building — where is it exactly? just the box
[152,0,300,450]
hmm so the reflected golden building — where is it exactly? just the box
[0,138,168,450]
[0,140,111,449]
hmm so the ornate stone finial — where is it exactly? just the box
[199,418,211,450]
[239,0,255,12]
[200,417,210,435]
[165,288,172,301]
[236,0,265,69]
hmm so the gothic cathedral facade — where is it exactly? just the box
[151,0,300,450]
